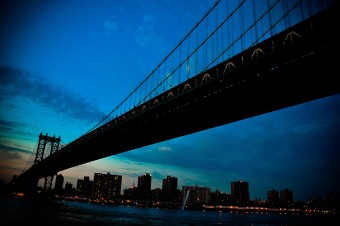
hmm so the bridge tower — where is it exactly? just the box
[33,132,61,191]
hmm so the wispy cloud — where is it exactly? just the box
[135,14,163,49]
[0,164,23,172]
[121,167,140,171]
[0,150,26,161]
[150,171,165,180]
[159,146,171,152]
[104,20,119,36]
[0,143,32,154]
[104,20,118,31]
[0,119,27,133]
[0,66,106,123]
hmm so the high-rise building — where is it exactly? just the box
[123,182,138,200]
[280,188,293,206]
[92,173,122,198]
[137,173,152,200]
[76,176,93,197]
[182,185,210,205]
[231,180,249,206]
[54,174,64,192]
[162,176,178,202]
[267,189,280,207]
[64,182,73,194]
[151,188,162,201]
[210,189,231,205]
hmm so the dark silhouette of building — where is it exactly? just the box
[123,182,138,200]
[210,189,231,205]
[151,188,162,201]
[76,176,93,197]
[267,189,280,207]
[162,176,178,202]
[54,174,64,193]
[9,175,18,192]
[182,185,210,205]
[231,180,249,206]
[0,179,8,194]
[324,192,340,210]
[64,182,73,194]
[92,172,122,198]
[137,173,152,200]
[307,192,340,211]
[280,188,293,206]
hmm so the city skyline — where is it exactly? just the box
[55,171,330,204]
[1,0,339,203]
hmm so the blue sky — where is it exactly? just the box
[1,0,339,202]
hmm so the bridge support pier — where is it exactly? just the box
[33,132,61,192]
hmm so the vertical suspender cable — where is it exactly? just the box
[228,0,232,58]
[221,0,225,62]
[306,0,312,17]
[299,0,304,21]
[211,8,215,66]
[187,34,190,79]
[178,44,181,84]
[239,0,244,51]
[267,0,274,36]
[216,2,219,63]
[170,53,174,88]
[253,0,258,44]
[205,15,208,68]
[162,60,166,93]
[282,0,291,29]
[195,23,199,76]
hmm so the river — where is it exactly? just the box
[0,196,338,225]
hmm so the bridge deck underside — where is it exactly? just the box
[22,3,340,180]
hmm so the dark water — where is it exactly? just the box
[0,196,338,226]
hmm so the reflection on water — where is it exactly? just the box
[1,196,338,226]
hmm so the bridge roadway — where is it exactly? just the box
[19,3,340,184]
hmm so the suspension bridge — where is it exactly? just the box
[14,0,340,195]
